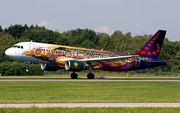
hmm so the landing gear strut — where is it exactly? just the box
[70,72,78,79]
[25,61,31,72]
[87,63,95,79]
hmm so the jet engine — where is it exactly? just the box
[65,60,86,71]
[41,63,62,71]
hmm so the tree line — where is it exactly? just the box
[0,24,179,75]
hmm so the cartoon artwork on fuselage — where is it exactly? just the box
[23,46,53,60]
[22,45,144,68]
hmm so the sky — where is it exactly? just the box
[0,0,180,41]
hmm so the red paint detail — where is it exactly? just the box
[154,36,157,39]
[152,38,156,41]
[144,47,149,50]
[147,52,151,55]
[150,41,154,43]
[156,44,160,47]
[140,51,146,55]
[152,51,156,55]
[157,47,160,49]
[148,44,151,47]
[156,50,160,52]
[154,32,160,39]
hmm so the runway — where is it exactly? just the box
[1,103,180,108]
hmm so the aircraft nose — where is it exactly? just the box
[5,48,14,57]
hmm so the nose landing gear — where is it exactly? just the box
[25,61,31,72]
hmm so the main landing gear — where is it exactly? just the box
[87,65,95,79]
[70,62,95,79]
[87,73,95,79]
[70,72,78,79]
[70,72,95,79]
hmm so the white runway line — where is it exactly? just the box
[1,103,180,108]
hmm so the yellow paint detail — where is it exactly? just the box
[74,62,78,67]
[22,51,32,56]
[55,56,67,66]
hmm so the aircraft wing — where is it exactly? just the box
[79,55,139,66]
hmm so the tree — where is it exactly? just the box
[0,25,3,32]
[97,33,110,50]
[29,64,44,75]
[4,24,29,38]
[57,36,69,45]
[22,28,60,44]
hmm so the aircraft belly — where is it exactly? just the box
[101,62,135,71]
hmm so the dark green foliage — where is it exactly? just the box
[28,64,44,75]
[0,24,180,75]
[0,25,3,32]
[0,62,43,76]
[4,24,28,38]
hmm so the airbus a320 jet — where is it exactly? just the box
[5,30,167,79]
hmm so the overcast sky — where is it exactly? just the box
[0,0,180,41]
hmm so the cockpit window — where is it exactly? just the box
[13,45,17,48]
[13,45,24,49]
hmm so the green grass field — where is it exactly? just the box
[1,107,180,113]
[1,79,180,112]
[1,81,180,103]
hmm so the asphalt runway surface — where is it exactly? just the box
[1,78,180,108]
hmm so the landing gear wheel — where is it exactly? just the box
[70,72,78,79]
[87,73,95,79]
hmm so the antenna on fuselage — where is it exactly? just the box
[30,40,33,42]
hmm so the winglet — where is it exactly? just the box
[136,30,166,59]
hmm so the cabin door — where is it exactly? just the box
[29,43,35,50]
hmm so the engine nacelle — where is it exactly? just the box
[65,60,86,71]
[41,63,62,71]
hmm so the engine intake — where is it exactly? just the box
[65,60,85,71]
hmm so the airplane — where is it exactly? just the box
[5,30,167,79]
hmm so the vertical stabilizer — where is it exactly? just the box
[136,30,166,59]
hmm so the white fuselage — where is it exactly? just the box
[5,42,51,63]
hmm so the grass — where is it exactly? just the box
[1,81,180,103]
[1,80,180,112]
[1,107,180,113]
